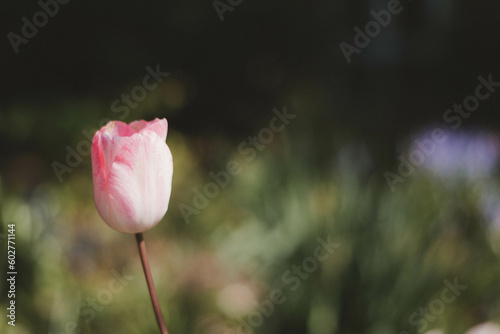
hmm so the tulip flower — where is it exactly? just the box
[91,118,172,334]
[91,118,173,233]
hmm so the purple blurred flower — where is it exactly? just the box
[412,130,500,179]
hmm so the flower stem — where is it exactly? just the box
[135,232,169,334]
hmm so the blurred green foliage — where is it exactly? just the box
[1,108,500,333]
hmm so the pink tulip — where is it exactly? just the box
[91,118,173,233]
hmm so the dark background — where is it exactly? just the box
[2,0,500,169]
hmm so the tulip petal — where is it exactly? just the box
[129,120,148,132]
[103,120,136,138]
[102,130,173,233]
[92,132,114,229]
[131,118,168,141]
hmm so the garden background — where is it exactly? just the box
[2,1,500,333]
